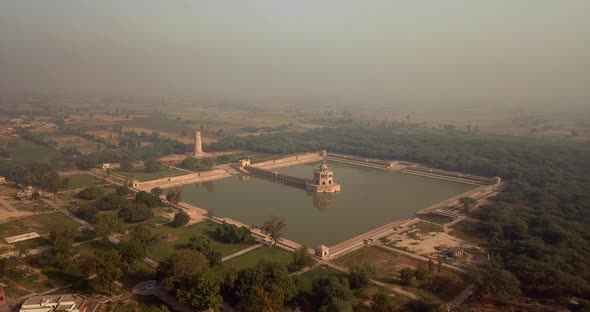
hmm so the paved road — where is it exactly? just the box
[221,244,263,262]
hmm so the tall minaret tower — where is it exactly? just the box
[194,131,203,157]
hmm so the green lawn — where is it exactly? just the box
[59,173,98,191]
[145,221,255,262]
[14,237,50,250]
[4,140,62,163]
[296,265,343,292]
[115,167,187,182]
[214,245,292,276]
[75,240,114,257]
[74,228,96,242]
[0,212,82,238]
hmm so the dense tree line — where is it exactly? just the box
[210,125,590,300]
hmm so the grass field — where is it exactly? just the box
[4,140,62,163]
[145,221,255,262]
[0,212,82,238]
[59,173,98,191]
[215,245,292,276]
[115,167,187,182]
[45,134,105,154]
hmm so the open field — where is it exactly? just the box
[214,245,292,276]
[0,211,82,238]
[13,200,55,213]
[59,173,99,191]
[2,140,62,163]
[114,167,187,182]
[145,221,255,262]
[45,134,105,154]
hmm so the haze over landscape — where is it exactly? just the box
[1,1,589,110]
[0,2,589,312]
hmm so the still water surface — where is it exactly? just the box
[179,161,474,246]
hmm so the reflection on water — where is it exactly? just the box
[311,192,337,210]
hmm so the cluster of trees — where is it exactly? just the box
[75,187,163,226]
[209,125,590,301]
[178,156,215,172]
[0,161,60,193]
[215,221,253,243]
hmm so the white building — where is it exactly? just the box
[20,294,88,312]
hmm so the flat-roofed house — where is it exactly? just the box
[20,294,88,312]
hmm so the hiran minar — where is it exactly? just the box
[306,161,341,193]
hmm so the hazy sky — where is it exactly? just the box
[1,1,589,108]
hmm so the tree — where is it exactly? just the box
[475,262,522,304]
[94,213,122,243]
[47,226,76,269]
[312,275,353,312]
[92,249,124,294]
[288,246,313,272]
[348,264,376,289]
[404,298,443,312]
[400,267,415,286]
[171,210,190,227]
[414,264,430,286]
[135,191,161,208]
[371,292,397,312]
[118,240,145,265]
[459,197,477,213]
[145,159,162,173]
[216,221,252,243]
[230,260,297,312]
[158,249,211,291]
[166,188,182,205]
[150,187,163,197]
[118,203,154,223]
[116,186,131,196]
[130,223,155,248]
[77,186,104,200]
[176,271,223,311]
[94,194,127,211]
[261,216,286,246]
[76,205,99,222]
[188,235,222,267]
[120,157,133,171]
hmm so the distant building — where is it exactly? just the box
[315,245,330,259]
[19,294,88,312]
[448,247,464,258]
[16,186,35,200]
[306,161,341,193]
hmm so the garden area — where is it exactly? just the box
[0,211,82,238]
[144,221,255,262]
[114,167,187,182]
[59,173,99,191]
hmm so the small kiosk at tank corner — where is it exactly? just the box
[305,161,341,193]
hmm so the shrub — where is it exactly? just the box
[171,210,190,227]
[77,187,104,200]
